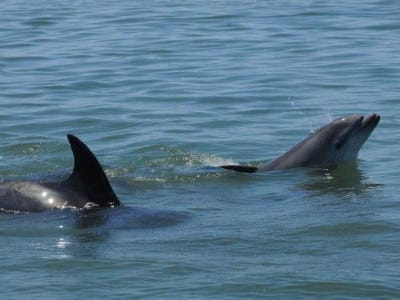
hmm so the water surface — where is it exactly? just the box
[1,1,399,298]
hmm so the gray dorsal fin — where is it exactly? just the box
[66,134,120,207]
[220,165,258,173]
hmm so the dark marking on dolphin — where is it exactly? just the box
[0,134,120,213]
[221,165,258,173]
[221,113,380,173]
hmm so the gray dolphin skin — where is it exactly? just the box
[0,134,120,213]
[221,113,380,173]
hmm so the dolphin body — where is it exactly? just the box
[0,134,120,213]
[221,113,380,173]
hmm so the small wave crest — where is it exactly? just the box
[105,145,235,186]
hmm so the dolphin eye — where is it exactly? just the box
[335,140,342,150]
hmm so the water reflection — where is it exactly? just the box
[55,237,70,249]
[67,209,111,258]
[74,206,190,230]
[50,206,190,259]
[298,161,383,197]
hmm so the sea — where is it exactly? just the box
[0,1,399,299]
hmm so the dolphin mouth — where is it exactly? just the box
[361,113,380,130]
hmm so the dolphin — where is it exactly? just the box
[0,134,120,213]
[221,113,380,173]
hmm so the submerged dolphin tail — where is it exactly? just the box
[221,165,258,173]
[65,134,120,207]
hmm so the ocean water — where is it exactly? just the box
[1,0,399,298]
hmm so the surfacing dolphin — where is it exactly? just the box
[0,134,120,213]
[221,113,380,173]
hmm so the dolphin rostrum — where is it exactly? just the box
[0,134,120,213]
[221,113,380,173]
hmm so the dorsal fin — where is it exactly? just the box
[65,134,120,207]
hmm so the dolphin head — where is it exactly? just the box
[305,113,380,167]
[222,113,381,172]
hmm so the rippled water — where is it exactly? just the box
[1,1,400,298]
